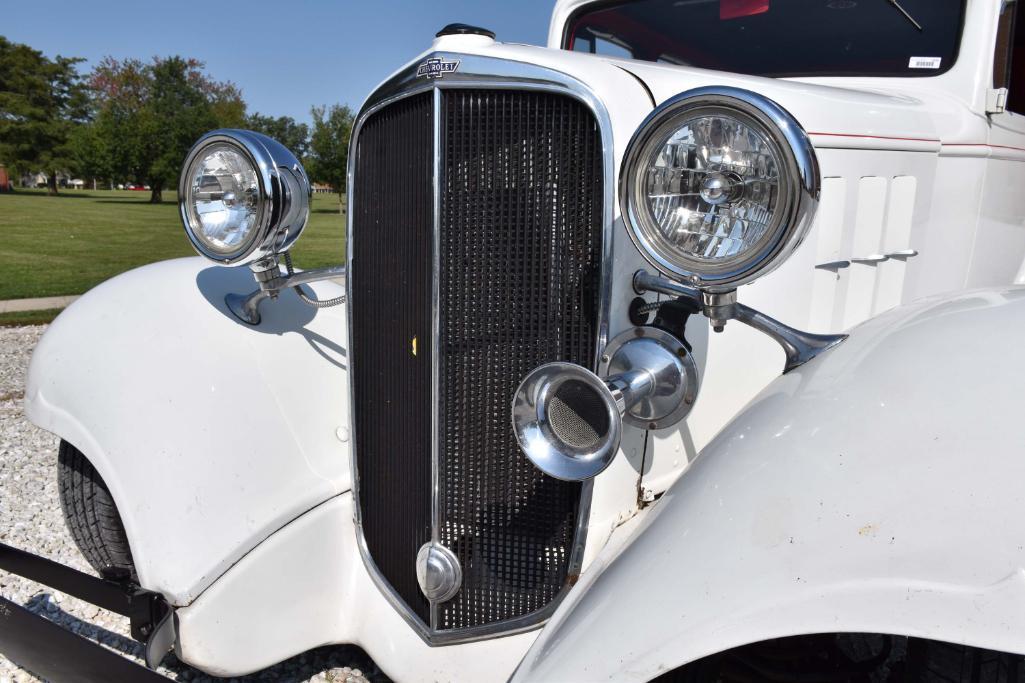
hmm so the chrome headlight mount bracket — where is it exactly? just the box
[224,253,347,326]
[634,270,846,375]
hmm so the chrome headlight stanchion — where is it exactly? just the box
[633,269,846,374]
[224,257,347,326]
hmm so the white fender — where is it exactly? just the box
[25,257,351,605]
[514,287,1025,682]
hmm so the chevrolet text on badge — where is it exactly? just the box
[416,57,459,79]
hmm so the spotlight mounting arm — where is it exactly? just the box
[225,256,347,325]
[632,270,847,373]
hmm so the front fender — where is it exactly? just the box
[515,287,1025,682]
[25,257,350,605]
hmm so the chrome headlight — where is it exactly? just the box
[179,129,310,266]
[621,87,819,291]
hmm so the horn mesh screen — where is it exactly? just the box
[548,380,610,450]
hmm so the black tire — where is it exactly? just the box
[905,640,1025,683]
[659,635,1025,682]
[57,440,137,582]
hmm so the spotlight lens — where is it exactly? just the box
[638,112,783,269]
[185,143,263,256]
[621,88,821,291]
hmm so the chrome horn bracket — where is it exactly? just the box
[633,269,847,374]
[225,254,347,325]
[598,327,697,430]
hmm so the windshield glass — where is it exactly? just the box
[564,0,967,77]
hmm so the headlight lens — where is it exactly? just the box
[179,130,310,266]
[622,88,819,290]
[184,144,263,257]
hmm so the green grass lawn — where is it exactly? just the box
[0,308,64,327]
[0,188,347,301]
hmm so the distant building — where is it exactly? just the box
[19,171,74,188]
[22,172,48,188]
[312,183,336,194]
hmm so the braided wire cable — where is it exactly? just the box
[283,252,346,308]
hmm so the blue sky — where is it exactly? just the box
[5,1,557,123]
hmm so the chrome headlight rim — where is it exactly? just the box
[620,86,820,292]
[179,129,311,267]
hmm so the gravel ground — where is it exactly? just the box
[0,325,383,683]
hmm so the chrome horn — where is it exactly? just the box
[511,327,698,481]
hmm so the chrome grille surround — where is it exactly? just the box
[345,53,614,645]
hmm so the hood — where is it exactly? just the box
[390,35,985,154]
[614,58,985,152]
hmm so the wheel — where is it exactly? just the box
[905,640,1025,682]
[658,635,1025,682]
[57,440,137,582]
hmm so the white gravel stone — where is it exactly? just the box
[0,325,378,682]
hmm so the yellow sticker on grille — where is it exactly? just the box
[411,335,417,357]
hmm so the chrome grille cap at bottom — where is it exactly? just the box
[416,542,462,604]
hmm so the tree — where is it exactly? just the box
[0,36,88,195]
[88,56,245,203]
[69,117,113,186]
[245,113,309,159]
[307,104,354,205]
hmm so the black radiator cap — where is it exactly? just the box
[436,23,496,39]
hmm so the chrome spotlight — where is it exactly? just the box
[179,129,310,267]
[511,327,698,481]
[620,86,820,292]
[179,128,348,325]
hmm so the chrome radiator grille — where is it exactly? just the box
[350,86,604,640]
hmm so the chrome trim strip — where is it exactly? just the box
[345,52,615,646]
[429,85,442,631]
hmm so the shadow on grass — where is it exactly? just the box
[5,191,174,205]
[8,191,97,200]
[92,199,176,205]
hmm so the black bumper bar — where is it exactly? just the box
[0,542,173,681]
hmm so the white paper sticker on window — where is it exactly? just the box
[909,56,942,69]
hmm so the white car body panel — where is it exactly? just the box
[513,287,1025,682]
[175,494,536,681]
[24,257,351,605]
[20,0,1025,677]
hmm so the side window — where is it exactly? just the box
[995,0,1025,113]
[570,29,634,59]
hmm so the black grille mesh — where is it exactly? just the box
[437,90,602,629]
[352,87,604,634]
[351,91,434,624]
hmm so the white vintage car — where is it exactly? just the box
[4,0,1025,681]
